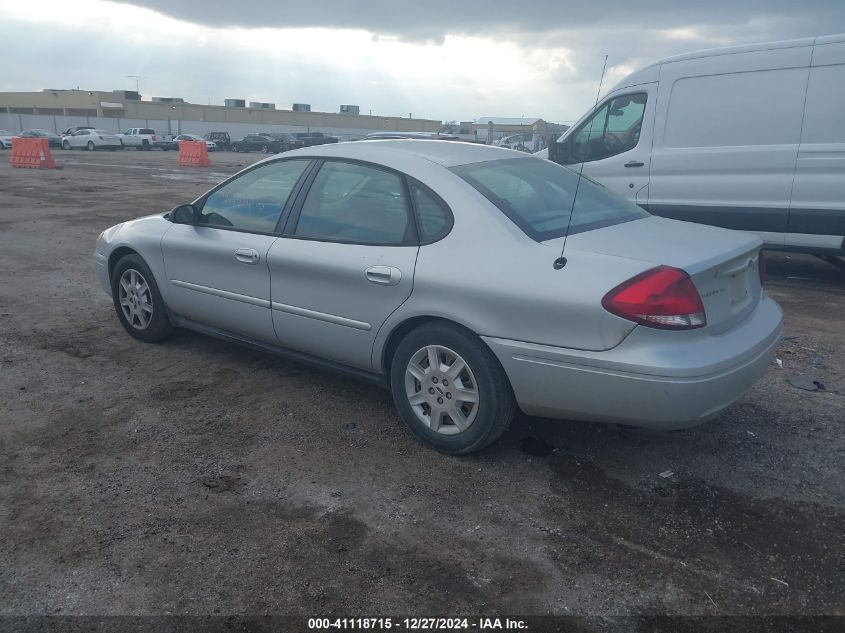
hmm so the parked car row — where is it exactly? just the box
[0,127,345,154]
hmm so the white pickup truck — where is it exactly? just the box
[117,127,158,150]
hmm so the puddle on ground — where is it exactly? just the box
[152,172,229,184]
[520,435,555,457]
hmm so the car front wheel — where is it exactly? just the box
[390,322,515,454]
[111,254,173,343]
[87,141,95,151]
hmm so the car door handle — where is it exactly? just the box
[624,161,644,168]
[365,266,402,286]
[234,248,260,265]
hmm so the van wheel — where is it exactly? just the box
[390,322,515,454]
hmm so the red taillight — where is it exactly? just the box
[757,250,766,286]
[152,134,157,141]
[602,266,706,330]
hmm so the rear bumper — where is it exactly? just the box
[483,295,783,429]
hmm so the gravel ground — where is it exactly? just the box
[0,150,843,617]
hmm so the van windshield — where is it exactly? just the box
[451,157,648,241]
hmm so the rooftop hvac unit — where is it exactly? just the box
[224,99,246,108]
[339,104,360,115]
[151,97,185,103]
[293,103,311,112]
[249,102,276,110]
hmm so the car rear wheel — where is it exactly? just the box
[261,145,269,153]
[390,322,515,454]
[62,140,70,150]
[87,141,95,151]
[111,254,173,343]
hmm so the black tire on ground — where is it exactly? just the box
[261,145,269,153]
[142,140,150,151]
[389,321,516,454]
[62,141,70,150]
[111,254,174,343]
[87,141,95,151]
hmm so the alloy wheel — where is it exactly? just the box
[404,345,479,435]
[118,268,154,330]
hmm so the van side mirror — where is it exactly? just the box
[170,204,197,224]
[549,138,573,165]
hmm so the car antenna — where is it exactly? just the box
[554,54,609,271]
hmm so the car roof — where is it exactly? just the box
[283,139,531,168]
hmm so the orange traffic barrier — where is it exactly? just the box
[178,140,211,167]
[10,137,56,169]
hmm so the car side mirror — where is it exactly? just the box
[170,204,197,224]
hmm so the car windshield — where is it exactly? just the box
[452,157,648,241]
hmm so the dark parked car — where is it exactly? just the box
[295,132,339,147]
[259,132,306,152]
[204,132,231,151]
[230,134,283,153]
[19,129,62,148]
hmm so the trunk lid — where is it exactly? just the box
[552,216,764,332]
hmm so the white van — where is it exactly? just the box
[544,33,845,260]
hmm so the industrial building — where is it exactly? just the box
[0,89,441,140]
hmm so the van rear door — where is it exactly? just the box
[788,36,845,250]
[646,44,812,246]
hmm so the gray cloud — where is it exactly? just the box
[2,2,843,123]
[114,0,845,42]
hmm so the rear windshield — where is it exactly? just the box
[451,157,648,241]
[140,128,155,135]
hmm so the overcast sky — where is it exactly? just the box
[1,0,843,123]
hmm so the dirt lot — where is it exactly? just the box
[0,149,843,617]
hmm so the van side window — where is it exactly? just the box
[568,93,647,163]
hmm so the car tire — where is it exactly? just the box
[261,145,269,153]
[389,322,515,454]
[111,254,173,343]
[62,140,70,150]
[87,141,95,151]
[142,140,150,151]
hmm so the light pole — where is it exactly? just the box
[126,75,145,96]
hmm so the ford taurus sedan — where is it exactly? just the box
[93,141,783,454]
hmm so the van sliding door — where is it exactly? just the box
[647,45,811,246]
[788,37,845,250]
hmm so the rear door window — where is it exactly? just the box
[293,161,414,245]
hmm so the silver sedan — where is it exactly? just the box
[93,140,783,454]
